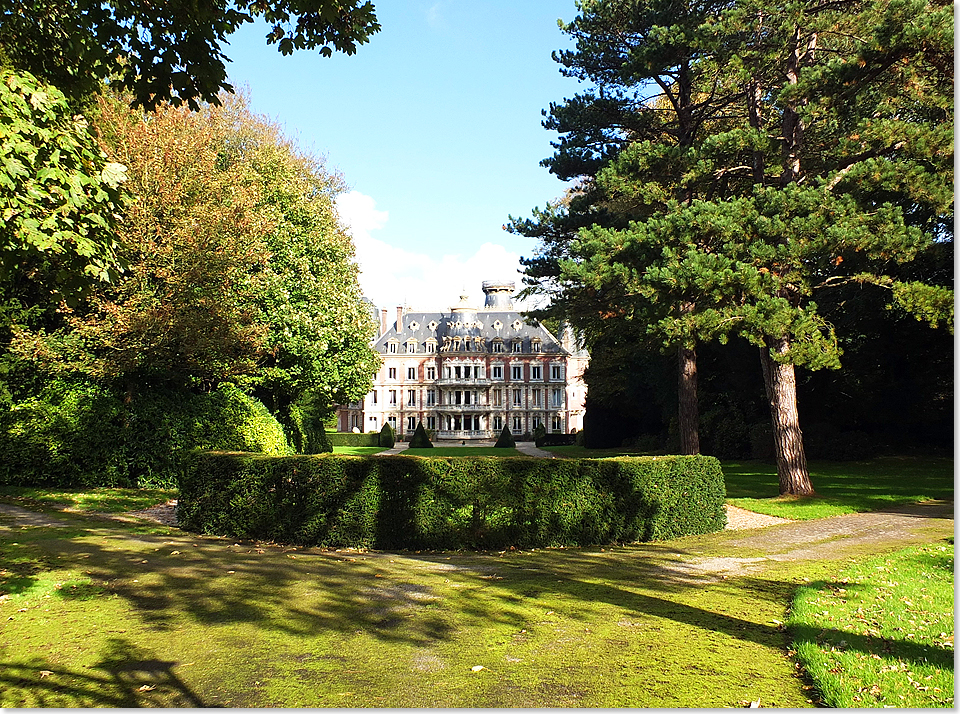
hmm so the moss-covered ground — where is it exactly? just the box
[1,496,952,708]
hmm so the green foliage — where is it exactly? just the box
[0,70,128,302]
[326,431,380,447]
[178,453,727,549]
[0,380,289,488]
[494,425,516,448]
[408,421,433,448]
[378,421,395,448]
[0,1,381,111]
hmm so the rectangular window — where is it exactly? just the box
[552,388,563,407]
[407,416,416,431]
[493,415,503,432]
[372,391,378,405]
[552,415,562,432]
[551,364,562,380]
[492,341,503,353]
[426,389,436,406]
[532,415,542,429]
[531,365,542,380]
[513,341,523,353]
[427,366,436,380]
[511,365,522,381]
[388,367,397,380]
[407,342,417,354]
[407,367,416,380]
[492,365,503,380]
[532,388,541,407]
[512,416,522,433]
[389,389,397,405]
[388,415,397,427]
[407,389,416,406]
[426,342,436,353]
[351,415,359,428]
[512,388,522,407]
[532,341,541,353]
[493,389,502,406]
[426,416,436,430]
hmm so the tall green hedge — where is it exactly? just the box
[325,432,381,447]
[0,380,290,488]
[178,453,726,550]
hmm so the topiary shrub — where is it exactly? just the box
[178,453,727,549]
[408,421,433,448]
[379,422,395,448]
[494,425,516,448]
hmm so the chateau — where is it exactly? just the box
[337,280,588,440]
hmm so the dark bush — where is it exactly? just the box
[178,453,727,550]
[408,422,433,448]
[379,422,395,448]
[535,433,577,447]
[494,425,516,448]
[325,432,381,447]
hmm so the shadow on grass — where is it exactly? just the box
[0,637,205,707]
[789,580,954,671]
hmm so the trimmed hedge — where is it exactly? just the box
[178,453,726,550]
[325,432,381,447]
[535,433,578,447]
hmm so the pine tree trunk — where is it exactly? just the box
[759,337,814,495]
[678,344,700,455]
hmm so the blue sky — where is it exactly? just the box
[224,1,580,310]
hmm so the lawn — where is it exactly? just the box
[788,539,954,708]
[721,457,954,520]
[332,446,389,456]
[0,504,818,708]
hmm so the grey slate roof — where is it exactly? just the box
[374,310,566,355]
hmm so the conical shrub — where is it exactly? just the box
[408,421,433,448]
[494,424,516,448]
[379,421,395,448]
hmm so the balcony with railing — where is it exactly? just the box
[435,377,491,387]
[434,403,490,413]
[436,430,492,440]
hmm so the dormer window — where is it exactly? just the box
[512,340,523,353]
[492,339,504,353]
[409,321,420,331]
[428,320,438,331]
[512,319,523,331]
[406,340,418,353]
[425,339,437,353]
[388,341,398,354]
[531,339,542,353]
[492,319,503,330]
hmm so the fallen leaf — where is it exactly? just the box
[137,685,156,692]
[39,671,53,679]
[471,665,485,672]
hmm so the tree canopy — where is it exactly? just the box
[0,0,380,110]
[513,0,953,494]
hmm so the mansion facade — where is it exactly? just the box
[337,280,588,440]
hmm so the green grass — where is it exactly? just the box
[788,539,954,708]
[332,446,389,456]
[0,486,175,514]
[403,447,521,457]
[0,502,818,708]
[722,457,954,520]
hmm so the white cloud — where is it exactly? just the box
[335,190,534,313]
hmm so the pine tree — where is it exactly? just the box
[515,0,953,494]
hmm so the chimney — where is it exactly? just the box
[396,306,404,332]
[380,309,388,336]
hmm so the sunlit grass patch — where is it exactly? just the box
[0,486,175,514]
[723,457,953,519]
[788,540,954,708]
[332,446,388,455]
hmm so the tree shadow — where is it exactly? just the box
[0,637,206,707]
